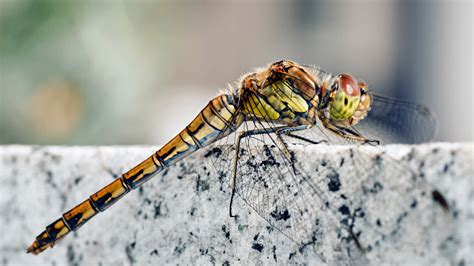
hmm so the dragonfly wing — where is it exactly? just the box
[354,94,438,144]
[207,120,369,263]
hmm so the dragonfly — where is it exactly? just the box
[27,60,446,258]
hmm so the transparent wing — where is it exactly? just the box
[354,94,438,144]
[207,120,345,263]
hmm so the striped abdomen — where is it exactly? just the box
[27,94,242,254]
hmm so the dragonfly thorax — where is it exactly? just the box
[238,61,319,127]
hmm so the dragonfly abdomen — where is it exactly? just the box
[27,154,162,254]
[27,94,241,254]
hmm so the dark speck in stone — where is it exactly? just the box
[125,242,136,264]
[327,171,341,192]
[270,208,291,221]
[406,149,415,161]
[396,212,408,224]
[443,164,450,173]
[369,182,383,193]
[173,238,186,255]
[67,244,79,266]
[338,205,350,216]
[196,175,210,192]
[204,147,222,158]
[273,245,277,262]
[354,207,365,218]
[222,225,231,239]
[251,243,264,252]
[374,154,382,165]
[289,251,296,260]
[341,218,349,226]
[154,202,161,219]
[432,190,449,211]
[253,233,259,241]
[339,157,345,167]
[73,176,83,185]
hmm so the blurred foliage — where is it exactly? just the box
[0,0,77,58]
[1,1,92,145]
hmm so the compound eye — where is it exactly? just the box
[329,74,363,121]
[339,74,361,98]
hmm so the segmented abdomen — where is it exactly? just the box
[27,94,241,254]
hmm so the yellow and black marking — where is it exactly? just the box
[90,178,130,211]
[122,155,162,189]
[242,79,314,126]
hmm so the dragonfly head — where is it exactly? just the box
[327,74,372,127]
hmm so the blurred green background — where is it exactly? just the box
[0,0,472,145]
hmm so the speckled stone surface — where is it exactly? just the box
[0,143,473,265]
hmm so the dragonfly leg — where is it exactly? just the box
[277,125,330,145]
[284,133,329,145]
[229,126,287,217]
[318,114,380,144]
[274,125,319,175]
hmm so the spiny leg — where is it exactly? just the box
[229,126,288,217]
[273,125,328,176]
[318,114,380,145]
[273,126,309,174]
[284,133,329,145]
[277,124,330,145]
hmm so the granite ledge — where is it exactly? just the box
[0,143,472,265]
